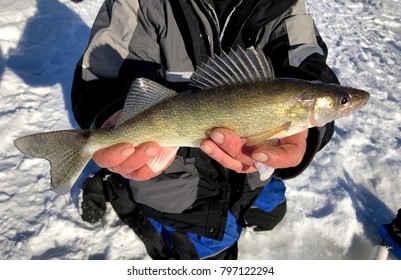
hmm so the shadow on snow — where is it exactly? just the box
[0,0,90,127]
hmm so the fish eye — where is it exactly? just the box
[339,94,350,106]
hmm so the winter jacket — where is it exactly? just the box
[71,0,339,241]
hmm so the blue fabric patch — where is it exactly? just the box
[380,224,401,259]
[146,178,285,258]
[149,218,163,233]
[187,211,242,259]
[149,211,241,259]
[149,218,176,249]
[252,177,286,212]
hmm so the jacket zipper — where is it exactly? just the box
[220,0,243,42]
[190,0,214,57]
[232,0,264,47]
[204,2,222,54]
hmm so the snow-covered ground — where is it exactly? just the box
[0,0,400,261]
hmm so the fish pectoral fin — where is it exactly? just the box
[146,146,180,174]
[254,161,275,181]
[245,122,291,146]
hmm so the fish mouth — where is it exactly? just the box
[355,89,370,106]
[350,89,370,110]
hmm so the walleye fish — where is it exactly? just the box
[14,47,370,195]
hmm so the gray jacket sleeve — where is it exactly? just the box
[129,156,199,213]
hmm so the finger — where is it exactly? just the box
[125,151,177,181]
[111,142,160,175]
[123,164,154,181]
[207,128,255,166]
[92,143,135,168]
[200,139,257,173]
[252,130,308,168]
[201,139,243,172]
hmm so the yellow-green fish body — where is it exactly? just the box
[89,78,368,150]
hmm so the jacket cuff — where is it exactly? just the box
[91,98,125,129]
[71,62,130,129]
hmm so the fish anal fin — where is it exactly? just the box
[245,122,291,146]
[146,147,179,174]
[254,161,275,181]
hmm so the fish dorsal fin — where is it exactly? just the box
[190,46,275,90]
[116,78,177,126]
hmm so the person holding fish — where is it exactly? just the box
[15,0,370,259]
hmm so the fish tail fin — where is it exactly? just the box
[14,130,93,195]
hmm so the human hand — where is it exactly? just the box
[199,128,308,174]
[92,142,175,181]
[93,110,176,181]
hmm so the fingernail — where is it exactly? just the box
[253,152,269,162]
[210,131,224,145]
[201,144,212,155]
[145,146,159,157]
[121,147,135,157]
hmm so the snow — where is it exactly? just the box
[0,0,400,261]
